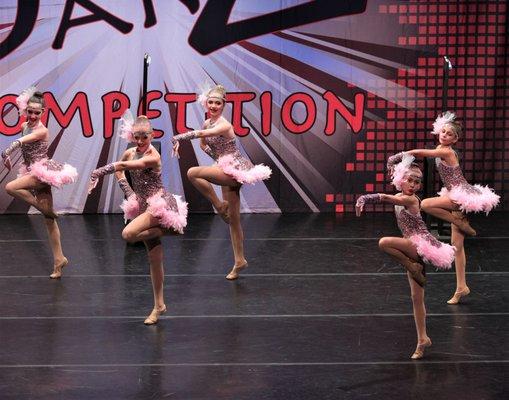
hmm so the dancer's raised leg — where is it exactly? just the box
[187,166,239,223]
[5,175,57,218]
[421,196,476,236]
[378,237,426,286]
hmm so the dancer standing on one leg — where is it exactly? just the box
[88,113,187,324]
[1,87,78,278]
[449,218,467,304]
[171,84,271,280]
[387,112,499,303]
[356,156,455,359]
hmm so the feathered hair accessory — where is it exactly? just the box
[431,111,456,135]
[391,153,417,190]
[16,86,37,116]
[118,109,135,143]
[197,82,226,109]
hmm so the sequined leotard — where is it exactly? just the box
[395,203,455,269]
[19,123,77,187]
[435,158,499,214]
[203,123,271,184]
[120,150,187,234]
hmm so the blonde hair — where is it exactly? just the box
[408,163,423,178]
[207,84,227,102]
[445,120,462,139]
[134,115,153,132]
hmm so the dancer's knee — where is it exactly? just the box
[378,237,390,251]
[420,199,432,212]
[187,167,199,180]
[122,227,137,243]
[5,182,16,196]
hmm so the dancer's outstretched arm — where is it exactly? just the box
[173,120,230,141]
[172,121,231,157]
[356,193,417,216]
[1,123,48,169]
[14,122,48,143]
[388,147,456,164]
[407,147,456,161]
[88,152,159,193]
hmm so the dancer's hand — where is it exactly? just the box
[386,152,405,176]
[87,163,115,194]
[355,195,368,216]
[355,201,364,217]
[2,156,11,171]
[88,176,98,194]
[1,141,21,171]
[172,140,180,158]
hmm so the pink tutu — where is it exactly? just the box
[217,154,272,184]
[121,191,188,234]
[438,184,499,214]
[409,234,455,270]
[18,158,78,188]
[120,196,140,221]
[147,193,188,234]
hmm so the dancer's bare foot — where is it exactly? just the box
[226,261,248,280]
[215,201,230,224]
[453,212,476,236]
[447,286,470,304]
[50,257,68,279]
[43,209,59,220]
[144,305,167,325]
[411,338,432,359]
[402,259,426,287]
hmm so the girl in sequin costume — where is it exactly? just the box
[1,88,78,278]
[172,84,271,280]
[356,158,455,359]
[387,112,499,304]
[88,114,187,324]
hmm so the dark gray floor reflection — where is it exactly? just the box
[0,213,507,400]
[0,363,507,400]
[0,274,507,317]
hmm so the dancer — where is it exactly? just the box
[1,87,77,278]
[171,84,271,280]
[88,113,187,324]
[387,112,499,303]
[356,156,455,359]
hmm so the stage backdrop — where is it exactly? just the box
[0,0,507,214]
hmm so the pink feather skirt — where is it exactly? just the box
[217,154,272,184]
[120,190,188,234]
[409,234,455,270]
[19,158,78,188]
[438,183,499,214]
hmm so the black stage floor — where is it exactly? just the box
[0,213,507,399]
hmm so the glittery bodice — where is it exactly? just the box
[204,135,239,160]
[129,152,177,212]
[21,125,48,166]
[435,158,469,190]
[129,167,164,201]
[395,205,429,238]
